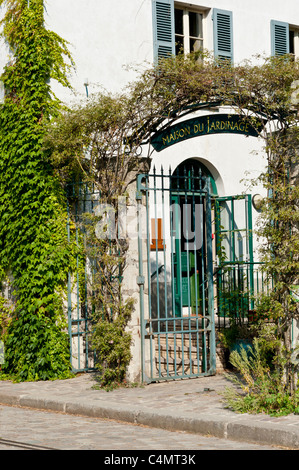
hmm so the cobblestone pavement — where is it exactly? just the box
[0,373,298,449]
[0,405,280,450]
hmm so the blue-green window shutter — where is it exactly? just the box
[213,9,233,63]
[271,20,290,56]
[152,0,175,62]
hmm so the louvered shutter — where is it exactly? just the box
[213,9,233,63]
[271,20,290,56]
[152,0,175,62]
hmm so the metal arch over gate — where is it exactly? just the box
[137,165,216,382]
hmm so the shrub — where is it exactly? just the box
[223,338,299,416]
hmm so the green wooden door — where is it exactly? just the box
[170,159,212,318]
[171,193,205,317]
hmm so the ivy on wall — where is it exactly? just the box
[0,0,77,381]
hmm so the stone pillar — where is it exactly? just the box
[121,182,144,382]
[121,161,151,383]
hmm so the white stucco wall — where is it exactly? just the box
[1,0,299,99]
[42,0,299,101]
[150,125,266,197]
[43,0,154,101]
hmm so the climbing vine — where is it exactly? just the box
[46,51,298,393]
[0,0,77,381]
[1,0,294,394]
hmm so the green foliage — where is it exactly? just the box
[92,313,133,389]
[80,209,135,389]
[80,210,135,389]
[2,308,72,381]
[218,323,256,351]
[0,0,76,381]
[216,55,299,396]
[46,50,299,389]
[223,339,299,416]
[45,84,150,387]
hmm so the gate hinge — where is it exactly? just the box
[136,190,143,201]
[137,275,145,286]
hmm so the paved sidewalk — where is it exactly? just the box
[0,373,298,449]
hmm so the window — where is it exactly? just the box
[290,27,299,58]
[175,7,203,56]
[271,20,299,58]
[152,2,233,63]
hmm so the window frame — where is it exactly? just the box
[289,26,299,59]
[174,5,204,56]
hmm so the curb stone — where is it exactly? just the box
[0,375,299,449]
[0,394,298,449]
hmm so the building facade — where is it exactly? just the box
[1,0,298,382]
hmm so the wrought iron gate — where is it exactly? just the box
[137,166,216,382]
[214,194,273,327]
[65,175,267,378]
[66,182,97,372]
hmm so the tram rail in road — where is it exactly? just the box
[0,437,57,450]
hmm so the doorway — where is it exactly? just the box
[171,159,217,318]
[137,159,217,382]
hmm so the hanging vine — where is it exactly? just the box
[0,0,77,381]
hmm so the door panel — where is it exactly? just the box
[214,195,254,321]
[171,193,205,317]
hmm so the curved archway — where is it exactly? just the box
[171,158,218,196]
